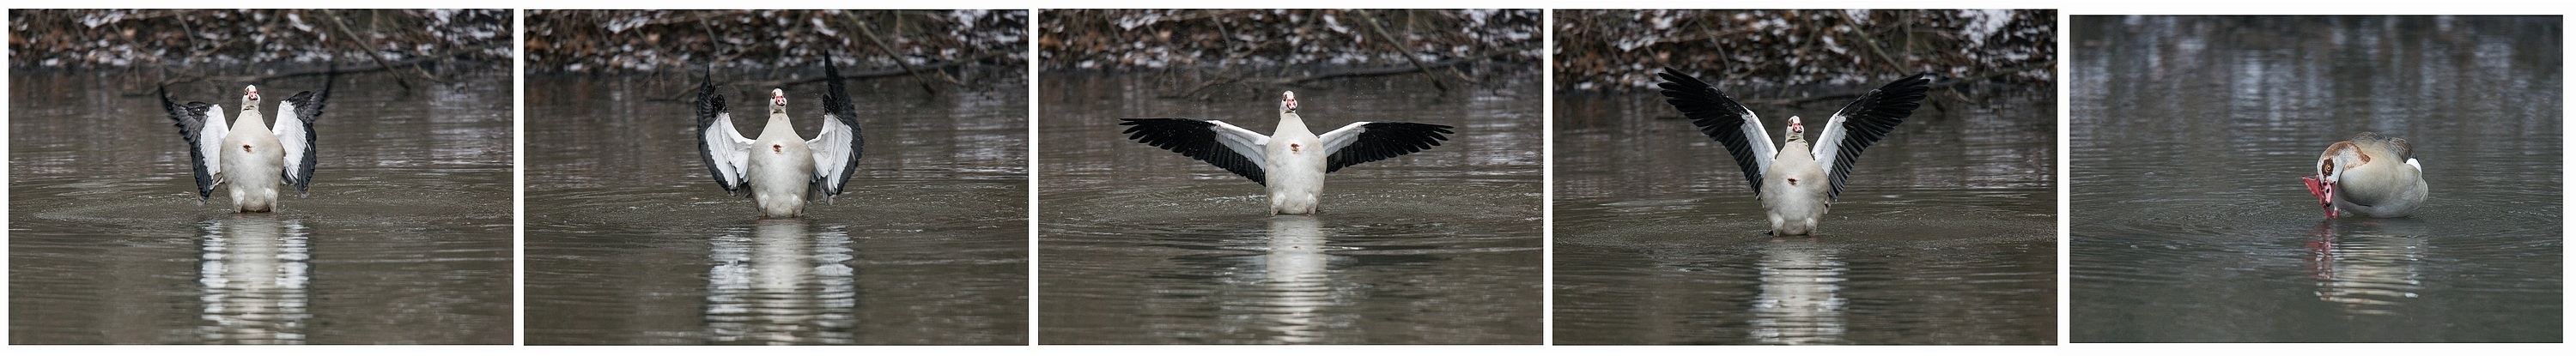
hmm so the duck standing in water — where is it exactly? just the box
[696,61,866,219]
[1119,91,1455,214]
[161,72,332,213]
[1655,68,1932,235]
[2302,132,2427,219]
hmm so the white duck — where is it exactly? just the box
[1656,68,1932,235]
[696,61,866,219]
[2301,132,2427,219]
[161,76,331,213]
[1120,91,1455,214]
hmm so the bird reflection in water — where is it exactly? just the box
[1747,238,1845,345]
[704,220,858,345]
[195,215,311,344]
[1227,215,1340,344]
[2306,220,2425,317]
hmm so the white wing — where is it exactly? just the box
[1810,74,1929,200]
[1208,120,1271,166]
[199,107,232,180]
[700,112,756,195]
[806,111,863,199]
[1116,118,1272,184]
[806,59,866,201]
[160,87,230,203]
[275,100,314,193]
[1656,69,1777,191]
[274,78,330,195]
[1316,121,1454,172]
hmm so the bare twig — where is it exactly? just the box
[320,9,430,88]
[650,47,1015,102]
[1352,9,1448,93]
[843,11,958,95]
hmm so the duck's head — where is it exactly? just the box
[1279,91,1299,114]
[1785,116,1806,142]
[240,85,261,112]
[2304,142,2367,219]
[769,88,787,114]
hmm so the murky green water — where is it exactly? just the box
[9,68,514,344]
[519,69,1030,345]
[1552,79,2058,344]
[1036,69,1545,344]
[2069,15,2562,342]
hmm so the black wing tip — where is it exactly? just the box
[695,70,726,125]
[820,56,859,123]
[1654,68,1714,91]
[1115,118,1265,184]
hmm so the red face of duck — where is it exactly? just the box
[2318,175,2339,219]
[244,85,260,101]
[1787,116,1806,141]
[769,88,787,113]
[2306,143,2358,219]
[1280,91,1299,113]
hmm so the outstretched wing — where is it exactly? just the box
[1317,121,1453,172]
[1812,73,1932,200]
[696,74,755,196]
[1656,67,1777,193]
[161,85,228,203]
[1119,118,1271,184]
[274,70,332,196]
[807,59,865,202]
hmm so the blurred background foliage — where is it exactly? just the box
[1556,9,2055,93]
[1040,9,1539,70]
[525,9,1025,74]
[9,9,507,69]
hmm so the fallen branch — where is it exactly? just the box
[149,42,507,91]
[1352,9,1448,93]
[1157,47,1528,100]
[650,47,1020,102]
[1767,62,2053,107]
[843,11,960,95]
[321,9,434,88]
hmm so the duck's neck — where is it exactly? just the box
[236,107,268,131]
[763,112,795,136]
[1276,112,1311,136]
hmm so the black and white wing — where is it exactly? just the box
[274,71,331,196]
[1656,67,1777,193]
[1119,118,1271,184]
[696,75,756,196]
[807,60,865,202]
[1812,73,1932,200]
[161,85,229,203]
[1316,122,1454,172]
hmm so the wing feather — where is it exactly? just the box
[1119,118,1271,184]
[807,59,865,201]
[1656,67,1776,192]
[1318,121,1454,172]
[696,75,755,196]
[1813,73,1932,200]
[161,85,228,203]
[274,71,331,196]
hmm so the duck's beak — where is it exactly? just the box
[2302,176,2338,219]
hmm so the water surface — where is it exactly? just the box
[520,69,1030,345]
[2069,15,2562,342]
[1037,70,1544,344]
[9,69,514,344]
[1552,80,2058,344]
